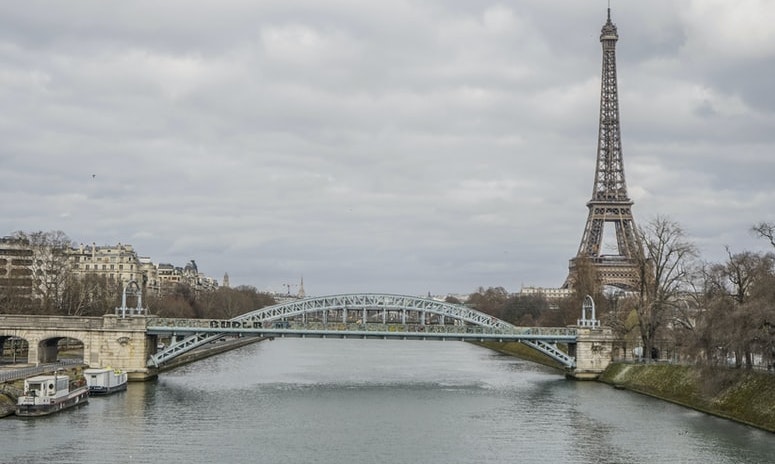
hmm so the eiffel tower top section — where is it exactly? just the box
[590,8,630,206]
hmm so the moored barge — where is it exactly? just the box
[16,373,89,417]
[83,367,128,395]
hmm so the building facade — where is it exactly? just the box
[520,286,573,300]
[0,236,34,301]
[1,237,220,304]
[69,243,143,284]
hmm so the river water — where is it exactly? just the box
[1,339,773,463]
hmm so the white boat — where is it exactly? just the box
[16,373,89,417]
[83,367,128,395]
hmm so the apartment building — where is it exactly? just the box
[69,242,142,283]
[1,235,219,301]
[0,236,34,300]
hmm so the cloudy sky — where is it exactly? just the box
[1,1,773,297]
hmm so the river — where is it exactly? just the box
[1,339,773,463]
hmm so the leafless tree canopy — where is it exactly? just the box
[752,221,775,249]
[630,216,699,361]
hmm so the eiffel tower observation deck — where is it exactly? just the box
[566,8,641,291]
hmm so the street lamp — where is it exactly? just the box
[578,295,600,328]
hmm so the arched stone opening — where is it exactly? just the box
[37,336,84,364]
[1,335,30,364]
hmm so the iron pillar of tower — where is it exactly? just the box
[565,8,641,292]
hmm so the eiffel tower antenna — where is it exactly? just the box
[565,7,641,291]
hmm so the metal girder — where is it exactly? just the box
[147,331,226,367]
[519,340,576,368]
[231,293,519,330]
[147,293,578,368]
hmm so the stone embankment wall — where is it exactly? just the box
[599,363,775,433]
[0,385,19,417]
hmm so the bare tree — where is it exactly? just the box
[500,294,549,326]
[465,287,509,318]
[565,255,612,325]
[744,271,775,369]
[60,274,122,316]
[632,216,699,361]
[12,230,75,314]
[147,284,276,319]
[751,222,775,249]
[699,249,775,368]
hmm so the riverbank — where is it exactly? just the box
[479,341,774,433]
[599,362,775,433]
[476,341,565,370]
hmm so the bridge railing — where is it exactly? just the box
[147,318,578,338]
[0,359,83,383]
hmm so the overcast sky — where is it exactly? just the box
[1,1,773,297]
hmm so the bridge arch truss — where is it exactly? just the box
[238,293,516,329]
[148,293,577,369]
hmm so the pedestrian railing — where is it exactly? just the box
[0,359,83,383]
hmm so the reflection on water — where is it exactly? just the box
[1,339,773,464]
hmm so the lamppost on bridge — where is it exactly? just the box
[115,280,147,318]
[577,295,601,328]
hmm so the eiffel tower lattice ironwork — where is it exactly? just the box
[566,9,641,291]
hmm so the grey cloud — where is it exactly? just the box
[1,1,773,296]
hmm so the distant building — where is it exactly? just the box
[68,242,142,284]
[2,236,220,302]
[519,286,572,300]
[0,236,34,300]
[152,260,218,295]
[139,256,158,292]
[68,244,218,296]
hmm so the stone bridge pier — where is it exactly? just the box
[0,314,159,381]
[565,296,616,380]
[566,326,616,380]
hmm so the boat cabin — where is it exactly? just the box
[21,375,70,402]
[83,367,128,394]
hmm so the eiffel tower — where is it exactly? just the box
[565,9,641,291]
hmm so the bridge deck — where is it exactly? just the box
[147,319,577,343]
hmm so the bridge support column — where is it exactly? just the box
[26,337,40,365]
[566,326,615,380]
[90,315,159,381]
[39,339,59,363]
